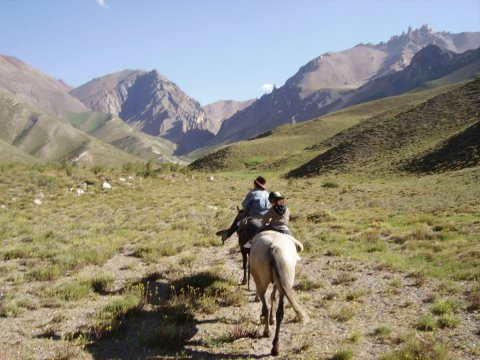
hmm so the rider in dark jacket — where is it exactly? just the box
[259,191,292,236]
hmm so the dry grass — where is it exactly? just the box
[0,162,479,358]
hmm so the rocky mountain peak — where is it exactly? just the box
[71,69,215,155]
[212,27,480,148]
[382,24,444,51]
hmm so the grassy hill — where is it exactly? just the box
[189,79,468,175]
[0,89,141,166]
[65,112,184,163]
[0,138,40,163]
[404,120,480,173]
[287,77,480,177]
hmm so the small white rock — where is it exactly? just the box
[102,182,112,189]
[33,199,42,205]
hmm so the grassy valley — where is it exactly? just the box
[0,162,478,358]
[0,70,479,359]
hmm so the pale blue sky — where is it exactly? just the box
[1,0,479,105]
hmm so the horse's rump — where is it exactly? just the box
[250,231,298,285]
[238,217,262,245]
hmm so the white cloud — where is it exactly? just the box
[261,83,274,94]
[96,0,110,9]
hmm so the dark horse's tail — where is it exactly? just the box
[269,245,308,323]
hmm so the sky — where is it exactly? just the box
[1,0,479,105]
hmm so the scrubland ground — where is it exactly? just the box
[0,163,479,359]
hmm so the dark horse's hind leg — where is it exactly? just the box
[241,250,248,285]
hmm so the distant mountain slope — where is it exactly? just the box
[0,137,40,164]
[210,26,480,147]
[342,45,480,107]
[0,55,89,118]
[66,112,182,163]
[0,89,139,166]
[287,77,480,177]
[70,70,215,155]
[202,99,255,134]
[189,80,461,172]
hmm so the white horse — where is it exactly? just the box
[249,230,309,356]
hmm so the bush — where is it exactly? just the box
[323,180,339,189]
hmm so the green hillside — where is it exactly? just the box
[404,120,480,173]
[0,138,40,163]
[0,89,140,166]
[189,79,467,174]
[66,112,181,163]
[288,77,480,177]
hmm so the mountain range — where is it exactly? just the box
[0,25,479,170]
[210,25,480,146]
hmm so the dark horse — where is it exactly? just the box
[217,208,261,287]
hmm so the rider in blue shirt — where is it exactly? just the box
[241,178,270,218]
[220,176,269,241]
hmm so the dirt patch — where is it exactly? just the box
[1,237,479,359]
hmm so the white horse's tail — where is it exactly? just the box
[270,247,309,323]
[291,237,304,253]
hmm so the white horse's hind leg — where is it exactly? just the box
[257,286,270,337]
[269,285,276,325]
[271,293,285,356]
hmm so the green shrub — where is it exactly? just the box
[50,281,92,302]
[86,274,115,293]
[322,180,339,189]
[437,314,460,329]
[416,314,437,331]
[431,298,461,315]
[333,306,356,322]
[27,265,62,281]
[332,348,354,360]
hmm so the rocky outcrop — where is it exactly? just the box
[71,70,215,155]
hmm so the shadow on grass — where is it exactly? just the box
[82,271,260,359]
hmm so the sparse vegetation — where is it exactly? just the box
[416,314,438,331]
[380,335,449,360]
[331,348,354,360]
[1,108,479,359]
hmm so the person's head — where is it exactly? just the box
[268,191,285,205]
[253,176,266,190]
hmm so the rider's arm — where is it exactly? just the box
[261,207,274,226]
